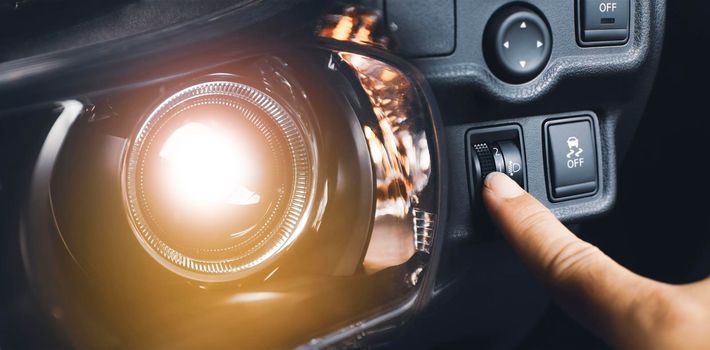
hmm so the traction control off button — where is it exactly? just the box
[545,118,598,200]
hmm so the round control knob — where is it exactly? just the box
[484,6,552,83]
[471,140,525,189]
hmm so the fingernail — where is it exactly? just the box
[484,172,525,199]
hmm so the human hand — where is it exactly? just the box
[482,172,710,349]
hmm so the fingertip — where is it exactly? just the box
[484,172,525,199]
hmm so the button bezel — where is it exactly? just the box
[543,115,600,202]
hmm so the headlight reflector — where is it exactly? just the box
[123,80,316,281]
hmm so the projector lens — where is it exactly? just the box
[123,80,315,281]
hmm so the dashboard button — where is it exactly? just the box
[578,0,630,45]
[385,0,455,57]
[484,6,552,83]
[545,118,598,200]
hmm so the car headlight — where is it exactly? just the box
[18,4,446,349]
[124,79,317,281]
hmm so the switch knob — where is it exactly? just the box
[471,140,524,189]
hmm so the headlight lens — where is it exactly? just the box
[124,81,316,281]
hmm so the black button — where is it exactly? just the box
[385,0,455,57]
[484,6,552,83]
[545,118,598,200]
[578,0,630,45]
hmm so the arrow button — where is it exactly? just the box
[485,6,551,82]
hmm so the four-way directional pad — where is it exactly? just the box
[484,6,552,83]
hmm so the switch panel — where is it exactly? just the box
[544,117,598,201]
[577,0,630,46]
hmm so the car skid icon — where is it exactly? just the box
[566,136,583,158]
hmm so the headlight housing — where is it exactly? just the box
[18,4,446,349]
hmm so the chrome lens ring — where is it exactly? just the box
[123,80,315,282]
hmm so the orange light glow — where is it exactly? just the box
[317,6,389,48]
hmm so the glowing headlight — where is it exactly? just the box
[123,80,316,281]
[21,31,443,348]
[158,121,262,206]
